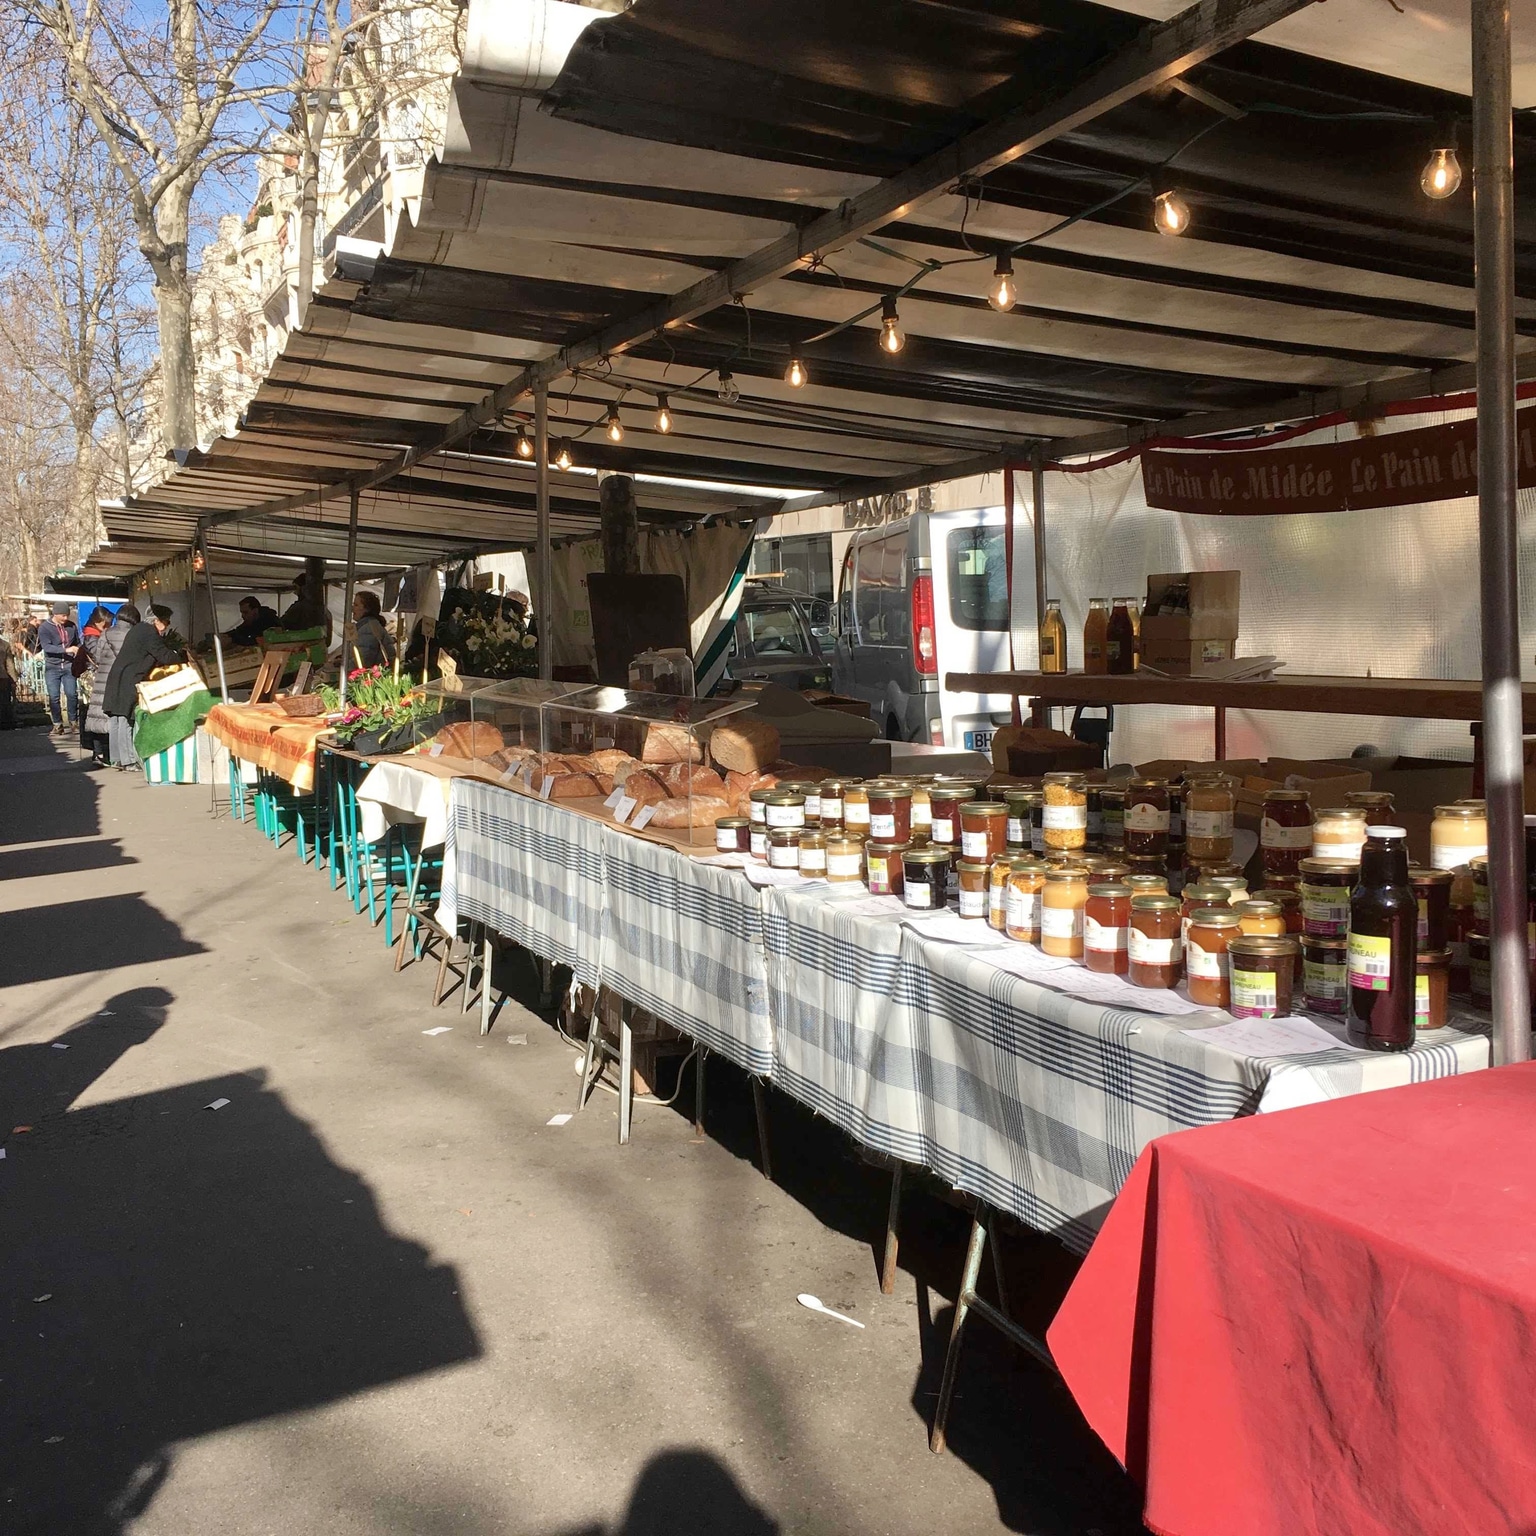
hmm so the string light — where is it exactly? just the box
[553,439,573,471]
[785,356,808,388]
[515,429,534,459]
[1421,145,1462,199]
[655,394,672,433]
[879,295,905,354]
[717,370,740,404]
[1152,185,1191,237]
[605,403,624,443]
[987,254,1017,312]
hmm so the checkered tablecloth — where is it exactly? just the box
[439,778,606,988]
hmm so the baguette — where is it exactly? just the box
[709,717,780,774]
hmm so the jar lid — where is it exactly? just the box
[1364,825,1407,839]
[867,840,909,854]
[1434,803,1485,819]
[1207,875,1249,892]
[1190,908,1242,928]
[1454,798,1487,809]
[1301,935,1349,953]
[748,787,779,803]
[1254,887,1301,905]
[1004,788,1042,806]
[929,784,977,804]
[867,785,913,802]
[1099,787,1125,803]
[904,846,952,866]
[1182,883,1229,902]
[1088,882,1132,897]
[1408,867,1455,887]
[1298,857,1359,877]
[825,835,864,850]
[1195,860,1244,877]
[1345,790,1395,806]
[956,859,991,875]
[1004,856,1047,872]
[763,790,807,806]
[1316,805,1369,821]
[1233,899,1282,917]
[715,816,750,828]
[1043,771,1087,785]
[1228,934,1301,958]
[799,831,827,846]
[1127,776,1166,789]
[1417,947,1453,967]
[1044,866,1090,882]
[1130,893,1180,911]
[964,801,1008,817]
[768,828,801,843]
[1470,854,1489,871]
[1264,788,1310,802]
[1084,861,1130,878]
[1125,874,1169,890]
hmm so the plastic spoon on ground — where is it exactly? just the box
[797,1293,865,1329]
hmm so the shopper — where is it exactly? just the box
[79,607,122,765]
[102,604,181,771]
[0,623,16,730]
[36,604,80,735]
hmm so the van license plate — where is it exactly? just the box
[963,729,993,751]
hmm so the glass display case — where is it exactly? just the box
[628,646,695,697]
[466,677,589,769]
[401,674,501,758]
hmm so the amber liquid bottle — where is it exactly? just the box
[1039,597,1067,674]
[1347,825,1417,1051]
[1083,598,1109,676]
[1106,598,1136,675]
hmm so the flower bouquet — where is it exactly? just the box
[319,665,439,752]
[430,598,538,679]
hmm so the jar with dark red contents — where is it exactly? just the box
[1100,788,1126,852]
[1416,949,1451,1029]
[1299,859,1355,939]
[1409,867,1453,954]
[1124,778,1171,858]
[866,783,914,845]
[1229,935,1300,1019]
[927,785,975,849]
[865,841,908,896]
[715,816,750,854]
[1084,882,1131,974]
[1469,930,1492,1006]
[902,846,950,910]
[1085,785,1106,848]
[1260,788,1313,877]
[1129,893,1183,987]
[960,800,1009,862]
[1302,935,1349,1015]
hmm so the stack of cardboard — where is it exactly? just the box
[1140,571,1241,675]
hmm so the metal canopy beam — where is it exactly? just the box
[196,0,1320,534]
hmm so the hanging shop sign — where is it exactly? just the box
[1142,405,1536,515]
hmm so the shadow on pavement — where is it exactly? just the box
[0,893,206,988]
[553,1448,780,1535]
[0,759,100,846]
[0,839,137,882]
[0,989,482,1535]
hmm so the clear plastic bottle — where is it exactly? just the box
[1038,597,1067,674]
[1082,598,1110,676]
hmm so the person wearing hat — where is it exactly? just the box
[35,603,80,735]
[102,604,183,770]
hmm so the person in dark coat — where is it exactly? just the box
[103,604,182,771]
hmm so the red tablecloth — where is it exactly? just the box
[1048,1063,1536,1536]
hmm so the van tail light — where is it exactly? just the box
[912,575,937,675]
[930,720,946,746]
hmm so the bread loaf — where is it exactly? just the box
[433,720,505,759]
[641,722,702,764]
[709,717,780,774]
[621,770,670,805]
[660,763,727,797]
[547,772,604,800]
[589,748,634,775]
[647,794,732,828]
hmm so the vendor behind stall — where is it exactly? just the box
[349,591,396,669]
[224,596,279,647]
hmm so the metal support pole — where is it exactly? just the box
[536,384,553,683]
[196,525,229,703]
[1003,467,1021,724]
[1473,0,1531,1065]
[1031,451,1049,728]
[338,486,361,709]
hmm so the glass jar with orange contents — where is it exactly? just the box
[1005,860,1049,943]
[1084,882,1132,974]
[956,859,991,919]
[927,783,975,849]
[960,800,1009,862]
[1232,898,1286,937]
[866,782,914,845]
[1040,866,1090,958]
[1260,789,1313,877]
[1254,887,1304,935]
[1184,775,1235,863]
[1181,881,1229,950]
[1129,893,1184,987]
[1186,908,1241,1008]
[989,855,1029,931]
[843,783,871,836]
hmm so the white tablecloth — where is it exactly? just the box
[356,760,453,848]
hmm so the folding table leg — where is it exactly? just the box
[479,932,494,1035]
[461,923,477,1015]
[881,1165,904,1295]
[693,1047,707,1139]
[578,1002,602,1110]
[930,1208,990,1455]
[617,1016,633,1145]
[751,1077,772,1181]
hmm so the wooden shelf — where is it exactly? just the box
[946,671,1536,730]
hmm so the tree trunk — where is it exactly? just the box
[145,177,198,452]
[599,472,640,575]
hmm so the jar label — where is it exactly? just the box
[988,884,1008,920]
[1007,816,1026,845]
[1261,817,1312,849]
[961,829,990,858]
[750,803,766,825]
[769,844,799,868]
[870,811,897,840]
[905,883,934,910]
[716,829,739,851]
[750,829,768,858]
[1186,939,1227,980]
[1415,971,1430,1027]
[958,888,987,918]
[800,850,827,876]
[766,804,804,828]
[911,801,932,828]
[1474,891,1490,923]
[1314,836,1365,862]
[867,868,891,895]
[1006,887,1039,932]
[931,817,955,843]
[845,803,870,828]
[1030,827,1045,854]
[1039,904,1083,940]
[1128,928,1180,965]
[1231,968,1277,1015]
[1126,803,1171,834]
[1042,804,1088,831]
[1431,841,1485,871]
[1085,917,1127,954]
[1347,932,1392,991]
[826,851,862,879]
[1303,957,1347,1000]
[1169,811,1185,839]
[1417,898,1429,945]
[1087,810,1104,838]
[1185,808,1233,841]
[804,794,821,818]
[821,796,843,821]
[1300,885,1351,937]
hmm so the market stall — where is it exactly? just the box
[204,702,333,796]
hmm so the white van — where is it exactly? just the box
[832,506,1023,750]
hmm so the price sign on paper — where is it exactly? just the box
[612,795,637,824]
[428,742,444,756]
[539,775,555,801]
[603,788,625,810]
[632,804,657,830]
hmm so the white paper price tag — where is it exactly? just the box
[632,803,657,830]
[539,775,555,801]
[612,794,637,824]
[428,742,444,757]
[603,787,625,810]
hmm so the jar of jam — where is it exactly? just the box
[1085,882,1132,974]
[1085,785,1105,848]
[818,779,854,832]
[1229,935,1300,1018]
[1409,867,1453,954]
[750,824,769,862]
[1312,805,1369,863]
[989,855,1028,930]
[1260,788,1313,877]
[865,841,908,896]
[908,782,932,842]
[1124,778,1171,857]
[867,783,914,844]
[780,781,822,827]
[1167,782,1186,857]
[1448,868,1476,992]
[1345,789,1395,819]
[928,784,975,848]
[1416,949,1451,1029]
[767,827,801,869]
[1181,882,1230,950]
[960,800,1009,862]
[1004,790,1038,851]
[715,816,750,854]
[1125,872,1170,899]
[1084,859,1131,883]
[1302,935,1349,1015]
[1253,887,1304,935]
[844,783,871,836]
[798,830,827,878]
[763,791,806,831]
[825,834,864,883]
[1042,772,1089,852]
[1470,855,1490,925]
[1040,866,1090,957]
[1128,893,1183,987]
[1232,899,1286,937]
[956,859,991,919]
[1299,858,1356,939]
[1430,803,1487,872]
[1100,788,1126,852]
[1194,859,1245,884]
[1124,854,1166,883]
[1005,861,1049,943]
[1468,931,1492,1007]
[1184,775,1235,863]
[1186,908,1242,1008]
[902,847,950,910]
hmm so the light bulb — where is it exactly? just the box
[879,295,905,355]
[785,356,807,388]
[1152,188,1190,237]
[606,405,624,443]
[553,440,572,471]
[1421,147,1462,199]
[987,254,1016,312]
[655,394,672,434]
[515,430,533,459]
[717,370,739,404]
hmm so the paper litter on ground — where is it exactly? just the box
[205,1098,231,1110]
[422,1026,452,1036]
[545,1113,573,1127]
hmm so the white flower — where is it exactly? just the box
[467,636,481,651]
[521,634,537,649]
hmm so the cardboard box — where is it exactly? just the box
[1140,571,1240,675]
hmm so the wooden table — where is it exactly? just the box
[946,670,1536,759]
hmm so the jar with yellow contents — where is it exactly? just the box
[1040,866,1090,957]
